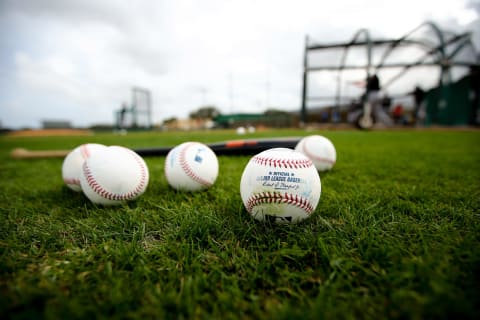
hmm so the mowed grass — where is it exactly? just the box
[0,129,479,319]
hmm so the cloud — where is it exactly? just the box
[2,0,135,29]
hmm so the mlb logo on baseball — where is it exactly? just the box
[165,142,219,192]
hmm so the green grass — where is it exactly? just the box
[0,129,479,319]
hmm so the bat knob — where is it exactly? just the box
[11,148,28,158]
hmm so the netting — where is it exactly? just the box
[301,21,479,124]
[131,87,152,128]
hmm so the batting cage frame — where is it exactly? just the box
[116,87,153,130]
[300,21,480,127]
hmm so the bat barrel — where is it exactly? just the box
[10,137,302,159]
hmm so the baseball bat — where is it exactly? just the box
[10,137,302,159]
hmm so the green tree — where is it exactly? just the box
[189,106,221,119]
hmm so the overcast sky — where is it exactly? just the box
[0,0,479,129]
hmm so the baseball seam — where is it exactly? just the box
[63,145,92,187]
[64,177,80,185]
[80,144,91,159]
[302,142,336,165]
[82,151,148,201]
[246,192,315,215]
[252,156,313,169]
[179,143,212,187]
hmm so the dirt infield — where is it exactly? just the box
[7,129,94,137]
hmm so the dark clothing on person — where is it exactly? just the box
[366,74,380,92]
[413,86,425,107]
[411,86,426,124]
[119,103,128,129]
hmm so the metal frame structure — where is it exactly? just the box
[300,21,479,124]
[115,87,153,129]
[131,87,152,129]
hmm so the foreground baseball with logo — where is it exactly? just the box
[240,148,321,224]
[164,141,219,192]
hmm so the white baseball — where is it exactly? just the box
[62,143,107,192]
[240,148,321,224]
[164,142,219,192]
[80,146,149,205]
[236,126,246,135]
[295,135,337,172]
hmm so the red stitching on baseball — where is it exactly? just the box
[252,156,313,169]
[64,178,80,185]
[302,142,336,165]
[82,150,147,201]
[179,143,212,187]
[246,192,315,215]
[80,144,91,159]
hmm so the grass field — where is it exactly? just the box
[0,129,479,319]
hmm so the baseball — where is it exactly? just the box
[236,126,246,135]
[62,143,107,192]
[164,142,219,192]
[240,148,321,224]
[295,135,337,172]
[80,146,149,205]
